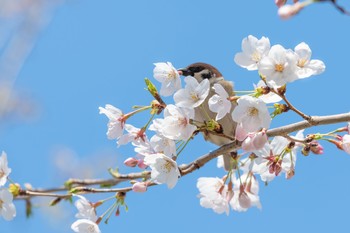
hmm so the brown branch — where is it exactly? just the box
[267,112,350,137]
[15,112,350,199]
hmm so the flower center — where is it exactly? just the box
[190,91,199,102]
[178,117,188,127]
[87,224,97,233]
[167,70,177,80]
[274,64,284,72]
[297,58,307,68]
[251,51,261,62]
[0,199,3,209]
[162,160,174,173]
[248,107,259,116]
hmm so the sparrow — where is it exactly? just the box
[178,62,237,171]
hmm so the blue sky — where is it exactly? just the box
[2,1,350,233]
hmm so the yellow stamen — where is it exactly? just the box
[275,64,284,72]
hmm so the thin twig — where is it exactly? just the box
[15,112,350,199]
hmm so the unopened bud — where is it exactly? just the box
[310,141,324,155]
[132,182,148,193]
[235,123,248,141]
[137,159,148,169]
[278,2,305,20]
[252,129,268,150]
[275,0,287,8]
[124,157,139,167]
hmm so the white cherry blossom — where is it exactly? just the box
[117,124,148,147]
[231,96,271,132]
[155,104,196,141]
[143,153,180,189]
[252,131,303,182]
[258,44,298,87]
[234,35,271,70]
[208,83,231,121]
[150,134,176,158]
[294,42,325,79]
[73,195,97,222]
[99,104,124,140]
[174,76,210,108]
[0,151,11,187]
[153,62,181,96]
[197,177,230,215]
[71,219,101,233]
[230,173,261,212]
[0,188,16,221]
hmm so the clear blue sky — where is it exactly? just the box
[2,1,350,233]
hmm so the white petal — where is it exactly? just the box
[71,219,101,233]
[1,203,16,221]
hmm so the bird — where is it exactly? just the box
[178,62,237,171]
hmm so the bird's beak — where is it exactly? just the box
[177,68,191,76]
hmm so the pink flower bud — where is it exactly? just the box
[123,157,139,167]
[275,0,287,8]
[235,123,248,141]
[137,159,148,169]
[132,182,147,192]
[242,135,255,152]
[252,130,268,150]
[278,2,304,19]
[310,141,324,155]
[242,130,268,152]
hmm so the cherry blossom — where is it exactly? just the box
[73,195,97,222]
[153,62,181,96]
[197,177,230,215]
[208,83,231,121]
[71,219,101,233]
[150,134,176,158]
[258,44,298,87]
[252,131,303,182]
[174,76,210,108]
[0,188,16,221]
[152,104,196,141]
[231,96,271,132]
[294,42,325,79]
[117,124,148,147]
[234,35,271,70]
[230,173,261,212]
[0,151,11,187]
[143,153,180,189]
[98,104,124,140]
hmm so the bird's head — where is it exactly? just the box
[178,62,223,84]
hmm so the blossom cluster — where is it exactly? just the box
[97,35,330,218]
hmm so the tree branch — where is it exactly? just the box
[15,112,350,199]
